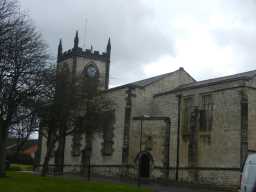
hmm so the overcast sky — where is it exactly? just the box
[19,0,256,87]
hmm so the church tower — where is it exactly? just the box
[57,31,111,90]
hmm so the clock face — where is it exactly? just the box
[86,65,97,78]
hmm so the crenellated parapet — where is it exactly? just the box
[59,47,109,62]
[57,31,111,63]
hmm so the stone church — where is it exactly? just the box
[38,32,256,188]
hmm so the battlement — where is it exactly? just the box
[59,47,109,63]
[57,31,111,65]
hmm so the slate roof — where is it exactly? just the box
[155,69,256,97]
[107,68,194,92]
[130,71,177,87]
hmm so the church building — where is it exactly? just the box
[38,32,256,188]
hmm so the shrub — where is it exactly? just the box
[7,153,34,165]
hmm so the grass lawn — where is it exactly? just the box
[0,172,151,192]
[8,164,33,172]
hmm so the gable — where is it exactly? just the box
[141,67,196,95]
[107,67,195,94]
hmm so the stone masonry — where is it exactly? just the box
[38,33,256,189]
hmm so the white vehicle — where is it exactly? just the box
[241,154,256,192]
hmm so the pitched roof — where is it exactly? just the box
[130,71,176,87]
[107,68,194,92]
[155,69,256,97]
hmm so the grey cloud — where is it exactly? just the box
[20,0,175,86]
[19,0,256,86]
[210,0,256,72]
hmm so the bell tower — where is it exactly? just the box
[57,31,111,90]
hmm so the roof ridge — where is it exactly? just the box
[179,69,256,88]
[107,68,188,92]
[130,68,180,86]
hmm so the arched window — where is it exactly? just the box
[83,62,99,79]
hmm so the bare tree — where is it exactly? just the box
[8,112,39,153]
[39,64,71,176]
[40,66,114,176]
[0,0,50,177]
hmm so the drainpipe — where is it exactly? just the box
[176,95,181,181]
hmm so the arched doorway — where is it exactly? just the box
[139,153,151,178]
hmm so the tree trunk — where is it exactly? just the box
[81,131,92,177]
[54,131,65,175]
[41,148,51,176]
[41,131,55,177]
[34,125,43,171]
[0,121,8,177]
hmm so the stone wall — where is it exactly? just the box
[247,78,256,153]
[60,87,127,174]
[131,68,195,117]
[153,79,247,187]
[177,169,239,186]
[128,120,168,179]
[124,68,195,179]
[78,68,195,176]
[90,88,127,166]
[153,93,179,169]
